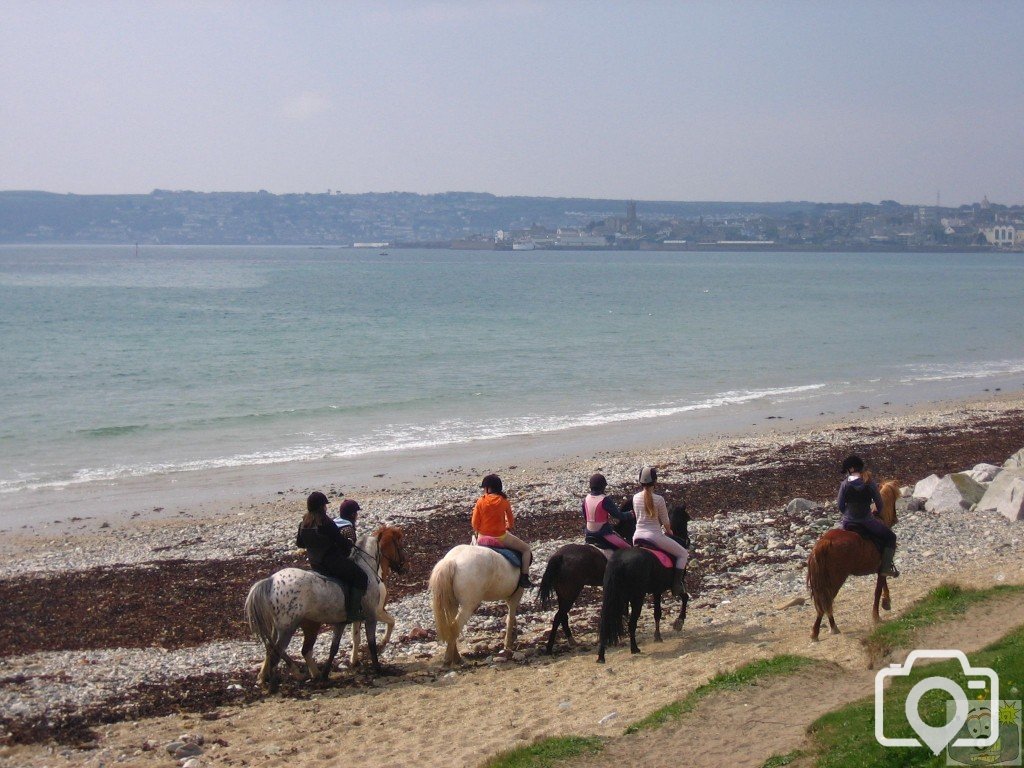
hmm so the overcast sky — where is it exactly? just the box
[3,1,1022,205]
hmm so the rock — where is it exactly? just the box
[913,474,942,500]
[925,473,987,513]
[1004,448,1024,470]
[900,485,914,498]
[977,470,1024,513]
[992,477,1024,522]
[172,743,203,759]
[598,711,619,725]
[181,759,203,768]
[967,463,1002,483]
[784,499,816,515]
[906,497,926,512]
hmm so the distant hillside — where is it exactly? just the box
[0,189,821,245]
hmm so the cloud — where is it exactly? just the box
[282,91,331,122]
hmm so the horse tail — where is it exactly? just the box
[879,479,899,529]
[538,552,563,610]
[244,577,279,654]
[806,541,836,618]
[429,557,459,645]
[598,555,629,647]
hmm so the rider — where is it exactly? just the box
[837,454,899,577]
[632,466,689,596]
[583,473,632,551]
[471,474,534,589]
[334,498,360,543]
[296,491,368,620]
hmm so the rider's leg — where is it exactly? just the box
[501,532,534,587]
[864,518,899,577]
[644,532,689,595]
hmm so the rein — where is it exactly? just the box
[352,543,384,584]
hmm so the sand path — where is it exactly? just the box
[3,554,1021,768]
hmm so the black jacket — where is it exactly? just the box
[296,518,366,589]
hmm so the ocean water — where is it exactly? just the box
[1,245,1023,500]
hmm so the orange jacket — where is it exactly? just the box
[471,493,514,537]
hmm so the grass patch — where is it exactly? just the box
[762,751,804,767]
[805,623,1024,768]
[625,654,816,734]
[863,582,1024,664]
[481,736,603,768]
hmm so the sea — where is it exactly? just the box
[2,245,1023,520]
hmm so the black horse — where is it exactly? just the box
[596,504,691,664]
[538,511,637,654]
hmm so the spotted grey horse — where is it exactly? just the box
[244,531,386,689]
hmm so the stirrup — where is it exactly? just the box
[517,573,534,589]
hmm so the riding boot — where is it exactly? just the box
[346,585,366,621]
[879,547,900,578]
[518,572,535,589]
[671,568,686,597]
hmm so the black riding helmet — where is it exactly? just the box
[306,491,329,513]
[841,454,865,474]
[589,473,607,494]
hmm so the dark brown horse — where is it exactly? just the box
[807,480,899,641]
[538,513,637,654]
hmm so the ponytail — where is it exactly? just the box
[643,485,656,519]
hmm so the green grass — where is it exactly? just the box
[762,751,804,767]
[625,654,817,734]
[803,623,1024,768]
[481,736,604,768]
[863,582,1024,664]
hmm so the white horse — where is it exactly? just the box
[244,531,386,689]
[429,544,525,666]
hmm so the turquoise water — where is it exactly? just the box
[2,245,1023,498]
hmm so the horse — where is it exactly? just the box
[429,541,526,666]
[244,528,391,690]
[595,505,692,664]
[538,513,637,654]
[314,525,406,667]
[806,479,900,641]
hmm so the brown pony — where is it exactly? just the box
[806,479,899,641]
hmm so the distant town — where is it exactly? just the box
[0,190,1021,251]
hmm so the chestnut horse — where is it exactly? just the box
[806,479,899,641]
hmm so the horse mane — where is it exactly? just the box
[878,480,899,528]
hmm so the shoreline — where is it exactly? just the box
[2,375,1022,538]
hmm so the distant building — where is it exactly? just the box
[981,225,1016,247]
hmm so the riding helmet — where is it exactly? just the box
[638,465,657,485]
[841,454,865,474]
[589,473,608,494]
[306,491,329,513]
[480,474,503,494]
[339,499,361,519]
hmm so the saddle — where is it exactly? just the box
[634,540,675,569]
[584,532,617,550]
[840,521,884,552]
[475,536,522,569]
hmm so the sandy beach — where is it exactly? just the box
[1,390,1023,767]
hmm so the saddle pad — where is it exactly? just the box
[634,541,674,569]
[840,521,883,550]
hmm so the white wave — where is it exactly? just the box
[899,359,1024,384]
[0,383,828,495]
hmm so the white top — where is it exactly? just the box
[633,491,670,537]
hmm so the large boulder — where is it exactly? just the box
[977,469,1024,513]
[913,474,943,500]
[1004,448,1024,470]
[785,498,818,515]
[924,473,987,513]
[966,463,1001,483]
[994,477,1024,522]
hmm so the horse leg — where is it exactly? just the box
[349,622,362,667]
[653,592,663,642]
[503,592,523,652]
[881,579,892,612]
[322,623,343,680]
[378,608,397,652]
[545,609,562,655]
[873,575,887,624]
[445,603,478,666]
[672,591,688,632]
[258,647,278,689]
[365,618,382,674]
[628,596,643,654]
[299,620,321,680]
[811,609,824,642]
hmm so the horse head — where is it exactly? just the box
[670,503,691,549]
[375,525,407,576]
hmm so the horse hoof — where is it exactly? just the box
[596,656,605,664]
[881,599,892,611]
[830,628,841,635]
[672,620,684,632]
[810,635,819,642]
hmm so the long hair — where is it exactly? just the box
[642,485,656,519]
[302,491,330,528]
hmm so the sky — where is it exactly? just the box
[2,1,1022,206]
